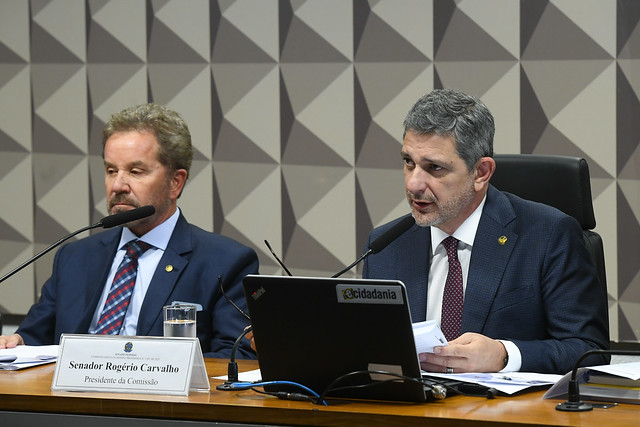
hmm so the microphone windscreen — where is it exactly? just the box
[100,205,156,229]
[369,215,415,254]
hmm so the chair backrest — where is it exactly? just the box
[490,154,607,298]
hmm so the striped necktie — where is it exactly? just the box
[94,240,151,335]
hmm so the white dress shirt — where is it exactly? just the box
[89,208,180,336]
[426,197,521,372]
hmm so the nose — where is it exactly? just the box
[110,171,130,193]
[406,167,428,195]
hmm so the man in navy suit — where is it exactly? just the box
[0,103,258,359]
[363,89,609,374]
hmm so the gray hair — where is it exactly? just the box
[102,103,193,178]
[403,88,494,170]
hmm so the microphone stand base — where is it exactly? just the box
[556,400,593,412]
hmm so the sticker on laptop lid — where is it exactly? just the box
[336,284,404,305]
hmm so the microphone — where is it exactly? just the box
[556,349,640,411]
[0,205,155,284]
[216,325,253,390]
[332,215,415,278]
[264,240,292,276]
[216,275,253,391]
[99,205,155,228]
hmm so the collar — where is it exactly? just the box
[118,207,181,250]
[430,195,487,254]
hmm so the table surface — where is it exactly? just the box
[0,358,638,426]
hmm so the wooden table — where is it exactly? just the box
[0,358,638,426]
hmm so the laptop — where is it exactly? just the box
[242,274,439,403]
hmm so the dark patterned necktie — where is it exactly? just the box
[94,240,151,335]
[441,236,463,341]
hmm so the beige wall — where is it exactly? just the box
[0,1,638,342]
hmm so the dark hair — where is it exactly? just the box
[403,88,494,170]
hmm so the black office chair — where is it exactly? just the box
[490,154,607,299]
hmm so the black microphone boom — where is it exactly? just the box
[332,215,415,278]
[556,349,640,412]
[100,205,155,228]
[0,205,155,284]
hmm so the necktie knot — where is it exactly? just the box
[443,236,459,260]
[124,240,151,260]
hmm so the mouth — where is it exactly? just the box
[409,196,436,212]
[412,199,431,210]
[109,200,139,213]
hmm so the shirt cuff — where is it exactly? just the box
[498,340,522,372]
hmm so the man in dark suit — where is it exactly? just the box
[0,103,258,358]
[363,89,609,374]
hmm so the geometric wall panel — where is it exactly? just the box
[0,0,637,344]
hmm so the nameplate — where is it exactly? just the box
[51,334,209,396]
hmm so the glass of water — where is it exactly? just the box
[163,304,197,338]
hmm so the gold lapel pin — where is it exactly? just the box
[165,265,174,272]
[498,236,507,245]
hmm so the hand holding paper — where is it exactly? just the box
[412,320,448,354]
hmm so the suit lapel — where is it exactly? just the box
[135,214,191,336]
[395,224,430,322]
[77,230,122,333]
[462,186,518,333]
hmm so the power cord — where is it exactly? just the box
[225,380,327,405]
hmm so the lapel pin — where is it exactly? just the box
[165,265,174,272]
[498,236,507,245]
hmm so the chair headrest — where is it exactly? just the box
[490,154,596,229]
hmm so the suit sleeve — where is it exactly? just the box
[512,215,610,373]
[205,244,259,359]
[15,246,66,345]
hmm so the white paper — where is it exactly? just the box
[426,371,562,394]
[0,345,59,370]
[213,368,262,382]
[584,361,640,380]
[544,361,640,400]
[412,320,447,354]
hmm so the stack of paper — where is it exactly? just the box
[544,361,640,404]
[0,345,59,370]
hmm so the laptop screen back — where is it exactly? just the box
[242,274,429,402]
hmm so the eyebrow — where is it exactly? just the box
[104,160,147,169]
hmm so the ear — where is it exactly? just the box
[473,157,495,191]
[170,169,188,200]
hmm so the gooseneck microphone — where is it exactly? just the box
[264,240,292,276]
[99,205,155,228]
[556,349,640,411]
[0,205,155,284]
[332,215,415,278]
[216,275,253,391]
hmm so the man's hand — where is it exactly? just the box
[0,333,25,349]
[419,332,507,373]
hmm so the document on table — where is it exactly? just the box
[213,369,262,382]
[543,361,640,401]
[424,371,563,394]
[0,345,59,370]
[412,321,561,394]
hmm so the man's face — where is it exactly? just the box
[402,131,479,235]
[104,130,183,236]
